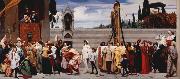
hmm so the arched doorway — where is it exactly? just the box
[64,33,72,38]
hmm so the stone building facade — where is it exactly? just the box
[0,0,50,42]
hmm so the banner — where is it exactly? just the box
[0,0,21,16]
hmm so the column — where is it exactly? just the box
[41,0,50,42]
[4,0,19,42]
[176,0,180,77]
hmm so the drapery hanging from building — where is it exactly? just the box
[0,0,21,16]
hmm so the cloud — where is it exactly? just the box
[56,0,177,28]
[73,5,111,28]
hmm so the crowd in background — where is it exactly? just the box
[20,8,39,23]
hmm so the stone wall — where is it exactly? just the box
[50,28,176,52]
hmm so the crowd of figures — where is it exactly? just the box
[96,30,177,77]
[20,8,39,23]
[0,30,177,78]
[0,37,81,78]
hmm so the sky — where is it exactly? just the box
[55,0,176,28]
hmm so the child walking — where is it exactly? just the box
[89,48,98,75]
[121,54,129,77]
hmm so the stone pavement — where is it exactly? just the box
[0,68,179,79]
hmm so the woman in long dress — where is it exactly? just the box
[49,43,57,74]
[82,40,91,73]
[141,41,150,74]
[134,40,142,73]
[126,42,136,75]
[55,40,63,74]
[42,43,52,74]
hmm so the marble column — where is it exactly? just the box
[176,0,180,77]
[4,0,19,42]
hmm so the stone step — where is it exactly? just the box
[73,34,111,37]
[73,29,111,34]
[73,44,100,47]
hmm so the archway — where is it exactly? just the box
[64,33,72,38]
[64,13,72,30]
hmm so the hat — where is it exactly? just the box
[17,37,21,41]
[32,11,35,13]
[84,40,89,44]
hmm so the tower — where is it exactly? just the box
[61,7,74,46]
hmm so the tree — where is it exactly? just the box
[49,0,57,15]
[142,13,176,28]
[138,5,142,20]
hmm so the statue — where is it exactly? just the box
[111,1,121,45]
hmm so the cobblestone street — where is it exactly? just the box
[0,68,179,79]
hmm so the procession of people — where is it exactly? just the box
[0,30,177,78]
[96,30,177,77]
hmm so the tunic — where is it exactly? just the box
[19,58,32,77]
[42,47,52,74]
[141,46,150,74]
[82,45,91,59]
[9,51,20,69]
[42,47,49,58]
[114,46,126,69]
[35,44,43,73]
[102,46,113,71]
[89,52,97,62]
